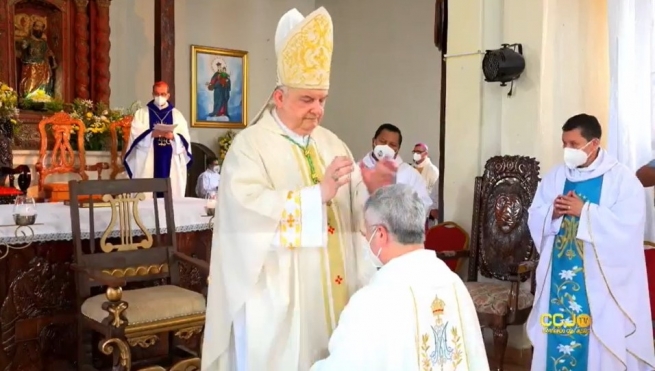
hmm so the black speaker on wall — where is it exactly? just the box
[482,43,525,86]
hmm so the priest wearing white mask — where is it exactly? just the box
[311,184,489,371]
[360,123,432,215]
[124,81,192,198]
[526,114,655,371]
[201,7,397,371]
[412,142,440,221]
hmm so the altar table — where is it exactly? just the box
[0,198,214,371]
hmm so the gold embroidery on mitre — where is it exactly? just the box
[431,296,445,317]
[277,7,333,89]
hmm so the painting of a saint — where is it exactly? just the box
[191,46,248,128]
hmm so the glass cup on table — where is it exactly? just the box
[205,191,216,216]
[13,196,37,226]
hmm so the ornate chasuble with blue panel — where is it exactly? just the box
[281,135,348,336]
[545,175,603,371]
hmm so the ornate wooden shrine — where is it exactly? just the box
[0,0,113,150]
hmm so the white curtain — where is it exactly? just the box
[606,0,655,244]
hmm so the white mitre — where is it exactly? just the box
[251,7,334,123]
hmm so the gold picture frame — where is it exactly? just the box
[190,45,248,129]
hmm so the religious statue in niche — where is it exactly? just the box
[14,13,60,102]
[13,5,63,105]
[16,16,58,99]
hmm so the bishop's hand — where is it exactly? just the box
[361,159,397,194]
[320,156,353,204]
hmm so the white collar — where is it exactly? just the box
[272,109,310,147]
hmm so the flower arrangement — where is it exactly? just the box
[0,82,19,138]
[55,99,140,151]
[217,130,236,163]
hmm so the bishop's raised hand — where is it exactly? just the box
[361,159,397,194]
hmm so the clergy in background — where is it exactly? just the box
[195,156,220,198]
[201,7,396,371]
[412,142,440,222]
[123,81,192,198]
[526,114,655,371]
[360,124,432,214]
[310,184,489,371]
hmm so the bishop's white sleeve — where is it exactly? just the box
[271,185,326,249]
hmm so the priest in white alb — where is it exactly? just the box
[123,81,192,197]
[526,114,655,371]
[201,7,397,371]
[310,184,488,371]
[360,123,432,214]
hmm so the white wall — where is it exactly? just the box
[109,0,441,161]
[316,0,442,161]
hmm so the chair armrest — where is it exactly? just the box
[84,162,110,179]
[172,251,210,274]
[435,249,469,261]
[507,261,536,281]
[70,263,126,287]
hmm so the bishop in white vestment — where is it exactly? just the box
[124,81,192,198]
[311,184,488,371]
[412,142,440,220]
[201,7,396,371]
[526,114,655,371]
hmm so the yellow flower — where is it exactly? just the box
[86,112,93,118]
[10,119,16,124]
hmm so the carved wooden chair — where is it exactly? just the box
[35,112,109,202]
[68,178,209,371]
[439,156,540,370]
[109,116,132,179]
[424,221,469,272]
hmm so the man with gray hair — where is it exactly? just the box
[310,184,489,371]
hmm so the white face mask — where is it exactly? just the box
[364,227,384,268]
[373,144,395,160]
[563,142,592,169]
[154,96,167,107]
[412,153,422,162]
[212,166,220,173]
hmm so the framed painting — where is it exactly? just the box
[191,45,248,128]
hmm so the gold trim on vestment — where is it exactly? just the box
[585,203,655,369]
[452,282,470,369]
[288,141,348,336]
[410,287,422,370]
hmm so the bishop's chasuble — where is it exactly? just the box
[310,249,489,371]
[124,101,192,198]
[527,149,655,371]
[201,107,376,371]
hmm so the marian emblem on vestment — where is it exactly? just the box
[419,295,464,371]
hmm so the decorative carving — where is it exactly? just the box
[99,337,131,371]
[102,263,169,278]
[73,0,90,99]
[0,230,207,370]
[94,0,111,104]
[102,287,128,328]
[179,255,203,293]
[472,155,539,282]
[109,115,132,178]
[0,224,35,260]
[136,358,201,371]
[100,192,154,252]
[35,111,88,193]
[0,256,75,371]
[127,334,158,349]
[174,326,203,340]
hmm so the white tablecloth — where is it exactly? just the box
[0,197,213,244]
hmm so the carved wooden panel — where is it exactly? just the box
[0,230,211,371]
[35,111,87,192]
[469,155,540,282]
